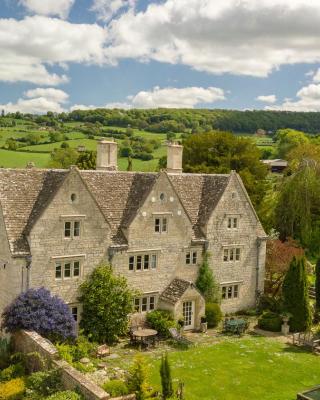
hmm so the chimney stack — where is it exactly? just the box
[96,140,118,171]
[166,142,183,174]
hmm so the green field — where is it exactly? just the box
[0,149,50,168]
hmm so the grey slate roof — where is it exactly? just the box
[0,168,231,255]
[159,278,194,304]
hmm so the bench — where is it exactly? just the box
[292,331,320,354]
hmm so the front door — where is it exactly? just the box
[183,301,195,330]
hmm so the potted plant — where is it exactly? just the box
[280,312,292,335]
[200,316,207,333]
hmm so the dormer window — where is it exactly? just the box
[155,217,167,233]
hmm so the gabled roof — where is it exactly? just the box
[0,168,233,255]
[160,278,200,305]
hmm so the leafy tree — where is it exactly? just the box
[79,264,136,344]
[160,353,173,400]
[265,238,304,297]
[49,131,65,143]
[196,252,220,303]
[127,356,148,400]
[182,131,268,208]
[316,258,320,311]
[49,148,79,169]
[76,150,96,170]
[282,257,312,332]
[5,138,18,150]
[275,129,309,158]
[1,287,76,341]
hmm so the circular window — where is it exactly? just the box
[71,193,77,202]
[160,193,165,201]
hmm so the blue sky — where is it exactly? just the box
[1,0,320,113]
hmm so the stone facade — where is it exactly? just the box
[0,145,267,331]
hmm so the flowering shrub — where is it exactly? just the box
[1,288,76,341]
[0,377,25,400]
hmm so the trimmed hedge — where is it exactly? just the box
[146,310,176,338]
[205,303,222,328]
[258,311,282,332]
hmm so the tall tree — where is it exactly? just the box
[196,252,220,303]
[160,353,173,400]
[282,257,312,332]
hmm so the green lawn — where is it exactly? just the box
[103,335,320,400]
[142,337,320,400]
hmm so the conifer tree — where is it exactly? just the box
[282,257,312,332]
[160,352,173,400]
[127,356,148,400]
[315,258,320,311]
[196,252,220,303]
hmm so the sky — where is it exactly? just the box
[2,0,320,113]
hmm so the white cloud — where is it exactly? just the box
[19,0,75,19]
[70,86,225,110]
[91,0,135,21]
[104,0,320,77]
[312,68,320,83]
[256,95,277,104]
[0,88,68,114]
[0,15,107,85]
[267,83,320,111]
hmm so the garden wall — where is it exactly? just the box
[13,330,135,400]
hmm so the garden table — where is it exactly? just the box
[132,328,158,350]
[225,319,246,335]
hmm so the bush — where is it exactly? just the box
[26,369,62,397]
[127,356,149,400]
[45,391,83,400]
[205,303,222,328]
[146,310,176,338]
[1,287,76,341]
[0,378,25,400]
[0,338,11,369]
[0,363,25,382]
[102,380,129,397]
[258,311,282,332]
[257,295,283,314]
[57,334,97,364]
[196,253,220,303]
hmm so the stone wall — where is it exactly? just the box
[13,330,135,400]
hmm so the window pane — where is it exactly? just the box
[228,218,232,228]
[186,252,191,264]
[71,307,78,322]
[155,218,160,232]
[223,249,229,262]
[129,256,134,271]
[64,222,71,237]
[151,254,157,269]
[236,248,241,260]
[234,285,239,298]
[64,263,71,278]
[142,297,148,312]
[136,256,142,270]
[149,296,155,310]
[73,261,80,277]
[55,263,62,279]
[134,298,140,312]
[230,248,234,261]
[233,218,238,228]
[227,286,232,299]
[144,255,149,270]
[192,252,197,264]
[222,287,226,299]
[74,221,80,237]
[162,218,167,232]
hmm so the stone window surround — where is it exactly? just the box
[186,250,198,265]
[225,213,241,229]
[60,215,86,239]
[133,292,158,313]
[128,250,160,272]
[153,212,172,234]
[221,280,243,300]
[222,245,243,262]
[52,254,85,281]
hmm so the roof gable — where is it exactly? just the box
[160,278,202,304]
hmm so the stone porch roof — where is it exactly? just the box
[0,168,241,255]
[159,278,198,305]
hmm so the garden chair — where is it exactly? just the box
[292,331,320,354]
[169,328,193,347]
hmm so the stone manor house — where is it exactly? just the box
[0,141,267,331]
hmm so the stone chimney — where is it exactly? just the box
[96,140,118,171]
[166,142,183,174]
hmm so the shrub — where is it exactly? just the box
[0,363,25,382]
[160,353,173,400]
[45,391,83,400]
[102,380,129,397]
[258,311,282,332]
[127,356,149,400]
[196,253,220,303]
[205,303,222,328]
[0,338,11,369]
[257,295,283,314]
[57,335,97,364]
[146,310,176,338]
[26,369,62,397]
[0,377,25,400]
[80,265,136,344]
[1,288,76,341]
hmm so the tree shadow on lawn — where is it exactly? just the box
[282,344,314,355]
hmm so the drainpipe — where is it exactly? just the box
[255,238,262,303]
[25,255,32,291]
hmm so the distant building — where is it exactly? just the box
[262,159,288,173]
